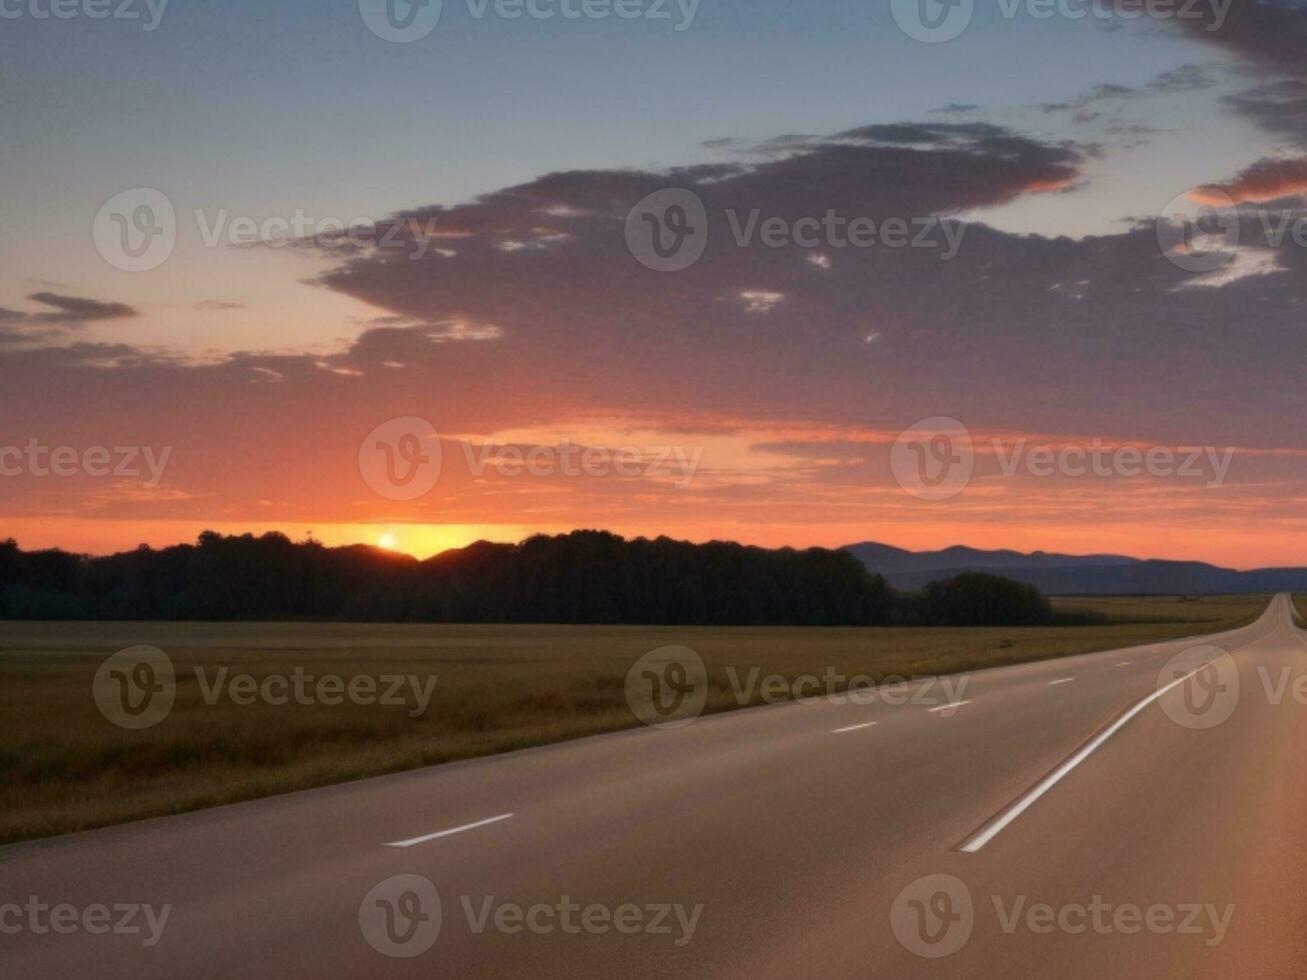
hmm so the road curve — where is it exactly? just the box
[4,595,1306,978]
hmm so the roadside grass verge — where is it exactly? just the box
[0,594,1266,844]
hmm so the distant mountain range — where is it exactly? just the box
[844,542,1307,595]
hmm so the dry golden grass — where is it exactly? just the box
[0,595,1265,844]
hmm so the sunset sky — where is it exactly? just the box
[4,0,1307,567]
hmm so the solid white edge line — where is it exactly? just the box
[929,701,973,714]
[958,662,1217,853]
[386,813,515,848]
[832,721,878,734]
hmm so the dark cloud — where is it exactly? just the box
[1225,80,1307,148]
[1041,82,1137,115]
[834,121,1013,146]
[24,293,139,324]
[1173,0,1307,80]
[1147,63,1215,94]
[1167,2,1307,143]
[5,115,1307,530]
[0,293,140,347]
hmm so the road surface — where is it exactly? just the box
[5,595,1307,977]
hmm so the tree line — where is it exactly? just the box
[0,530,1067,627]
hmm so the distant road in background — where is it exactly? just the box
[5,596,1307,977]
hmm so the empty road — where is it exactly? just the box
[5,595,1306,977]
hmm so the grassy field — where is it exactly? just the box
[0,595,1266,844]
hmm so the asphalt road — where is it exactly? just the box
[5,595,1306,978]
